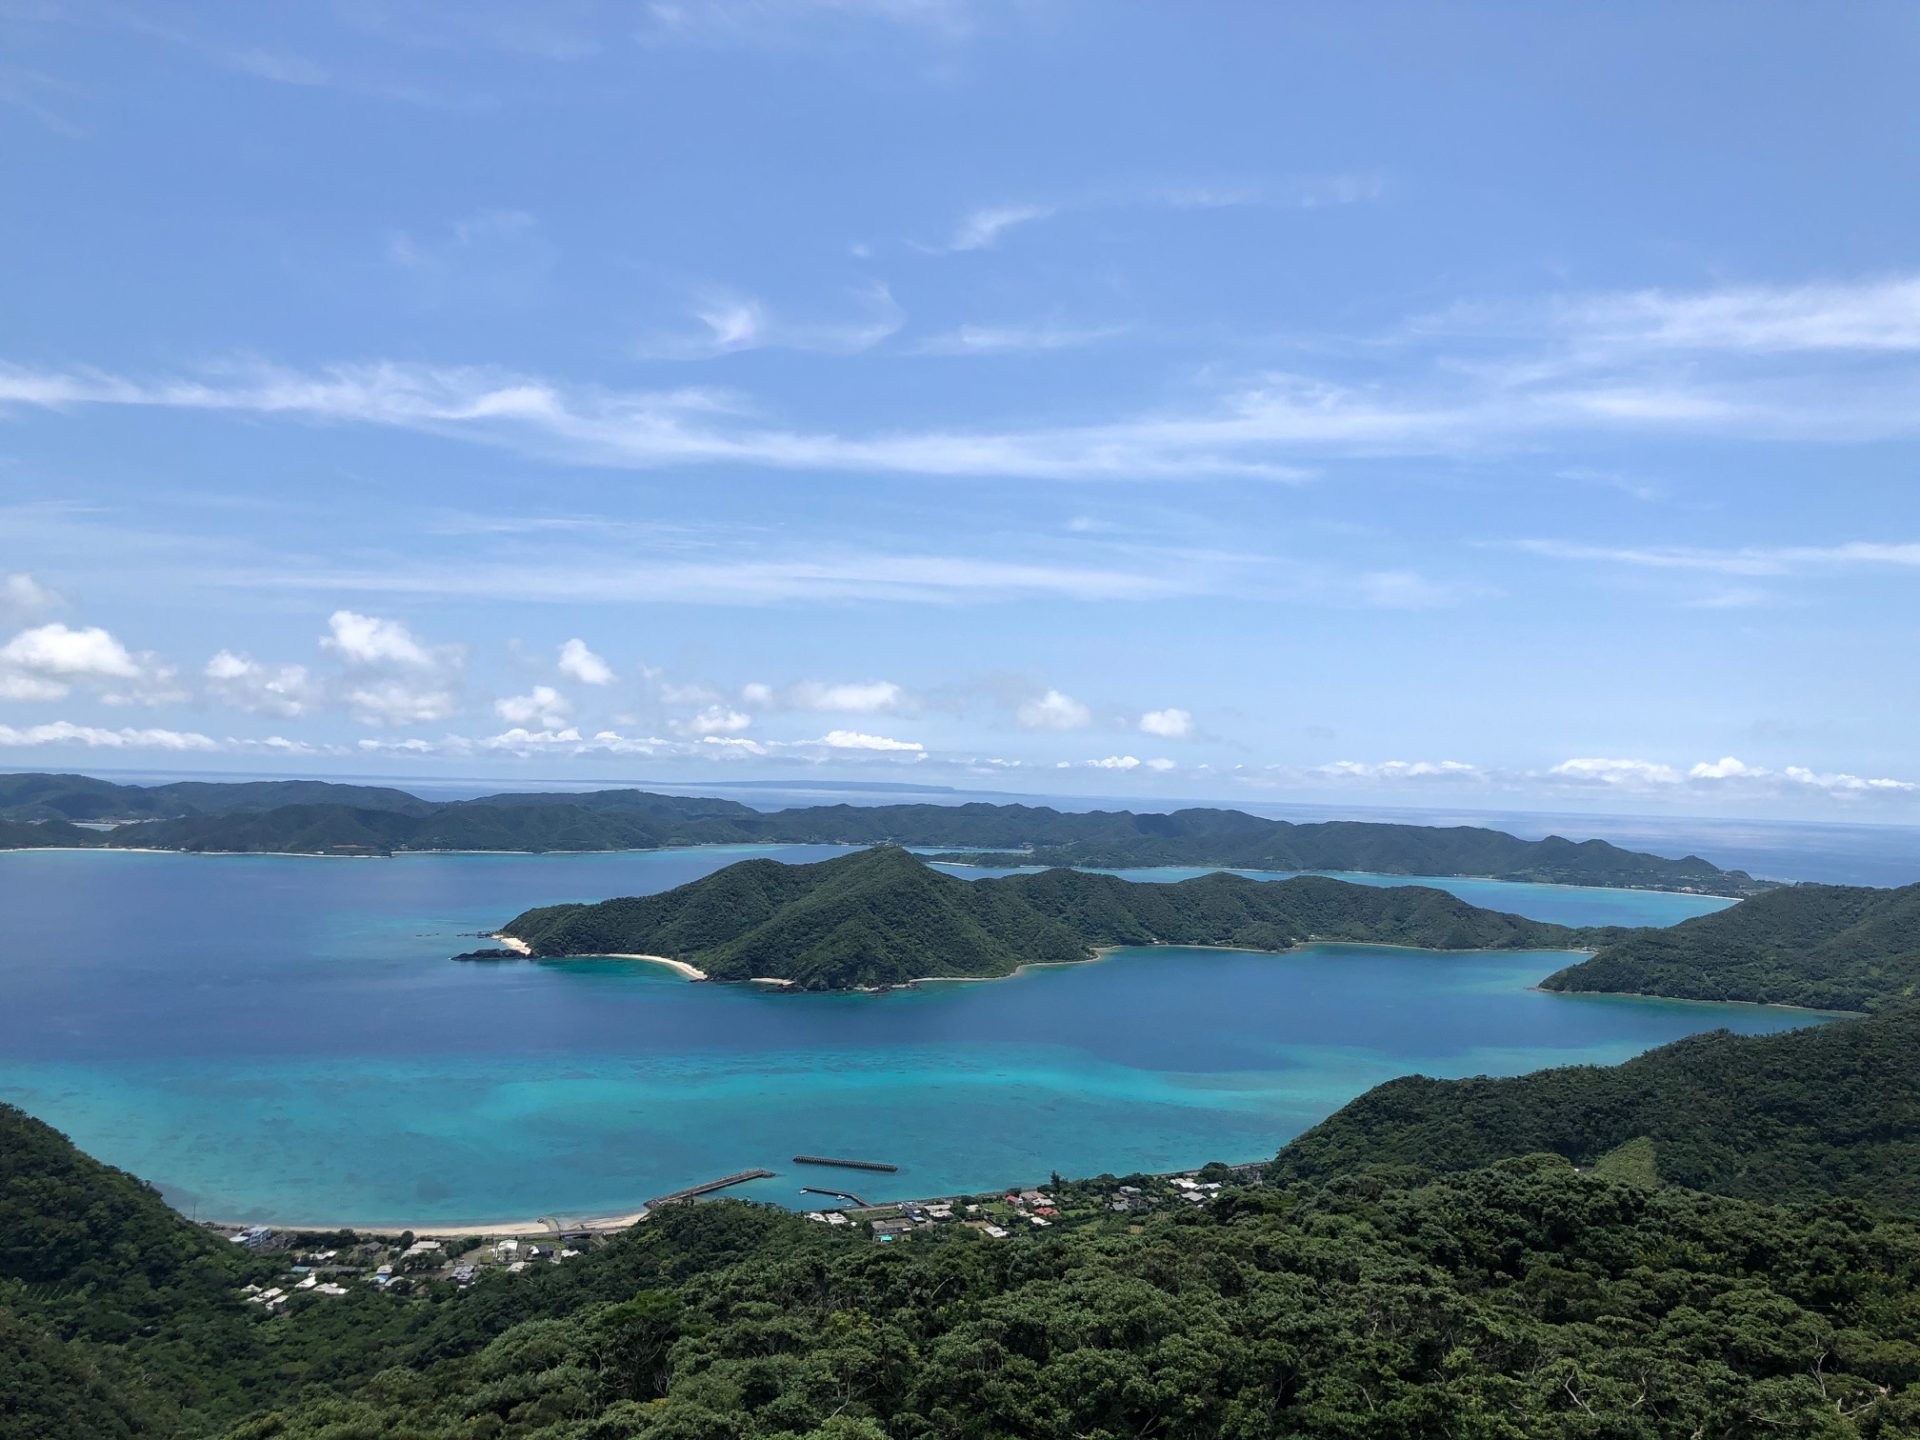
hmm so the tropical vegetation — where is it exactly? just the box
[499,845,1586,989]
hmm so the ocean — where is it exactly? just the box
[0,845,1824,1225]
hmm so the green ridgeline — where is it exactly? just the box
[499,844,1587,990]
[0,770,1765,894]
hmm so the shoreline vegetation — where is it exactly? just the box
[0,770,1769,896]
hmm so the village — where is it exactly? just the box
[211,1161,1271,1313]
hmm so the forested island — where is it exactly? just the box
[0,769,1767,894]
[497,845,1592,990]
[7,1000,1920,1438]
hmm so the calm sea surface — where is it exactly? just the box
[0,847,1817,1226]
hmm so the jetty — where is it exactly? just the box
[793,1155,899,1173]
[647,1170,775,1206]
[800,1186,872,1206]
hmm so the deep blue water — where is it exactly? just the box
[0,847,1820,1226]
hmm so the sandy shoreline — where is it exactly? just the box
[596,952,708,980]
[205,1208,653,1239]
[490,934,706,980]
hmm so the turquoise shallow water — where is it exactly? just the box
[0,847,1806,1226]
[924,857,1737,928]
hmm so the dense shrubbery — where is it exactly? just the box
[502,846,1582,989]
[1274,1009,1920,1210]
[216,1166,1920,1439]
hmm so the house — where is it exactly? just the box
[982,1225,1008,1238]
[451,1265,478,1285]
[870,1219,915,1240]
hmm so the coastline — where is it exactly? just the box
[0,842,1763,900]
[203,1207,654,1240]
[845,938,1604,993]
[1527,984,1864,1018]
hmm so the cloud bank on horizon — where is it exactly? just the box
[0,2,1916,819]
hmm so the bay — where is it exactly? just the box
[0,847,1809,1227]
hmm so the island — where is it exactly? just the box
[494,844,1595,990]
[0,769,1769,895]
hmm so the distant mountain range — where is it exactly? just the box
[0,771,1766,894]
[500,845,1591,990]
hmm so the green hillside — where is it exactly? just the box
[0,816,105,848]
[500,845,1582,989]
[1273,1007,1920,1209]
[1543,879,1920,1012]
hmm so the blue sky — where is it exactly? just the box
[3,1,1919,818]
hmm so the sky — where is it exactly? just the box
[2,1,1919,819]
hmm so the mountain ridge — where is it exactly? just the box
[0,770,1769,895]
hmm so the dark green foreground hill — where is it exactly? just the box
[499,845,1584,989]
[1275,1006,1920,1210]
[1544,877,1920,1012]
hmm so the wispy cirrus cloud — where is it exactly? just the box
[913,320,1126,355]
[1507,538,1920,577]
[1415,274,1920,371]
[636,282,905,359]
[923,174,1382,255]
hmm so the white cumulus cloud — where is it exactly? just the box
[556,638,614,685]
[1,573,63,621]
[785,680,908,714]
[494,685,572,728]
[1,623,140,680]
[0,720,219,751]
[204,650,318,716]
[1088,755,1142,770]
[1138,707,1193,739]
[815,730,924,752]
[322,610,436,667]
[1017,688,1090,730]
[345,678,461,727]
[672,705,752,737]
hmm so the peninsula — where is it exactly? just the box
[1541,876,1920,1012]
[0,770,1768,895]
[496,844,1595,990]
